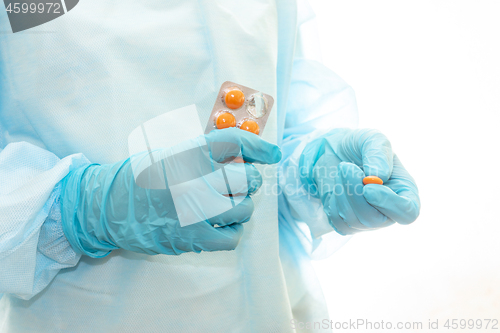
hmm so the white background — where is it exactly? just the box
[309,1,500,332]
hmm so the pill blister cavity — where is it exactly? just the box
[247,92,268,118]
[215,112,236,129]
[240,120,260,135]
[225,88,245,109]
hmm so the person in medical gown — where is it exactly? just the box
[0,1,420,332]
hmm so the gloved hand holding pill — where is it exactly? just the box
[299,128,420,235]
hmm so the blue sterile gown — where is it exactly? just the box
[0,1,357,331]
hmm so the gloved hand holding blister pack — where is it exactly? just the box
[300,128,420,235]
[60,128,281,257]
[61,81,279,258]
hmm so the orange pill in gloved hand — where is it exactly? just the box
[225,89,245,109]
[363,176,384,185]
[239,120,260,135]
[216,112,236,129]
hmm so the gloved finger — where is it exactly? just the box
[338,162,389,228]
[244,164,263,195]
[201,223,245,252]
[299,137,330,186]
[364,154,420,224]
[222,163,262,196]
[324,188,394,234]
[207,127,282,164]
[313,157,370,231]
[386,154,420,203]
[207,196,254,226]
[310,146,342,198]
[322,192,364,235]
[363,185,420,225]
[330,219,360,236]
[332,163,372,231]
[356,129,394,182]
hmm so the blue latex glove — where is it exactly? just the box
[61,128,282,257]
[299,128,420,235]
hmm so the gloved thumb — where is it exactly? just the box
[356,129,394,182]
[363,184,420,225]
[206,128,282,165]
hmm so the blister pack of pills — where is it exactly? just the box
[204,81,274,136]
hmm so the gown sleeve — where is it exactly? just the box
[0,142,90,300]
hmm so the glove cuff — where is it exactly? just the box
[60,164,117,258]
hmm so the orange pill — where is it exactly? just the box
[363,176,384,185]
[216,112,236,129]
[239,120,260,135]
[225,89,245,109]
